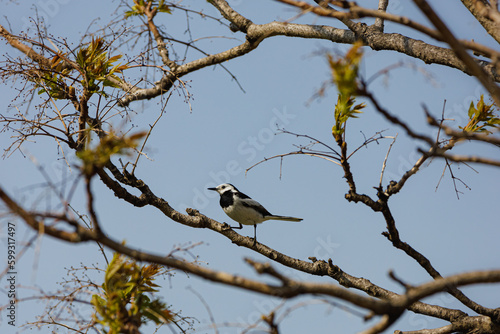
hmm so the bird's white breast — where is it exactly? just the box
[223,197,266,225]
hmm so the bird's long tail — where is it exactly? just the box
[266,215,303,222]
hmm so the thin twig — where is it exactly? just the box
[245,151,341,175]
[131,109,163,175]
[187,287,219,334]
[379,133,398,188]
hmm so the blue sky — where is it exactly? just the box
[0,1,499,333]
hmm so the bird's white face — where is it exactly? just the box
[212,183,237,195]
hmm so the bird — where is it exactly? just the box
[208,183,302,245]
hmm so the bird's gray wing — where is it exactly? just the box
[239,197,273,217]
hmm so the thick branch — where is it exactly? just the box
[5,184,500,333]
[276,0,500,74]
[0,187,396,315]
[143,1,179,71]
[414,0,500,106]
[0,186,93,243]
[380,203,500,322]
[460,0,500,43]
[96,161,474,323]
[396,315,500,334]
[421,150,500,167]
[0,24,52,69]
[117,0,500,107]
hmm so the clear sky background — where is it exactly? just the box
[0,1,499,333]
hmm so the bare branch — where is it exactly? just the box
[0,186,93,243]
[413,0,500,106]
[460,0,500,43]
[374,0,389,31]
[6,183,500,331]
[421,150,500,167]
[118,0,500,106]
[360,314,399,334]
[276,0,500,65]
[379,134,398,188]
[361,85,435,147]
[425,110,500,147]
[379,203,500,321]
[0,192,395,314]
[395,315,500,333]
[143,1,179,71]
[0,24,53,69]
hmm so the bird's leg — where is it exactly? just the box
[222,222,243,231]
[252,224,257,246]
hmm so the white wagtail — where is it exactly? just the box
[208,183,302,245]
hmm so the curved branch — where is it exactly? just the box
[276,0,500,76]
[93,161,472,323]
[424,109,500,146]
[0,24,52,69]
[396,315,500,334]
[395,270,500,307]
[421,150,500,167]
[379,202,500,322]
[0,187,93,243]
[4,182,500,333]
[117,0,500,107]
[413,0,500,107]
[0,184,395,315]
[460,0,500,43]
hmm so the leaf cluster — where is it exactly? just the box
[333,95,365,138]
[461,95,500,134]
[328,41,363,97]
[329,42,366,139]
[76,37,128,95]
[32,37,127,100]
[35,55,74,99]
[77,130,147,175]
[125,0,172,18]
[91,253,173,334]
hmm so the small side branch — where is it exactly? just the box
[379,134,398,188]
[374,0,389,31]
[413,0,500,106]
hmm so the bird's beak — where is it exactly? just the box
[207,187,217,191]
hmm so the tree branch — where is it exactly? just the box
[413,0,500,106]
[460,0,500,43]
[117,0,500,107]
[25,159,470,323]
[374,0,389,31]
[4,182,500,333]
[379,203,500,322]
[421,150,500,167]
[277,0,500,67]
[0,186,93,243]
